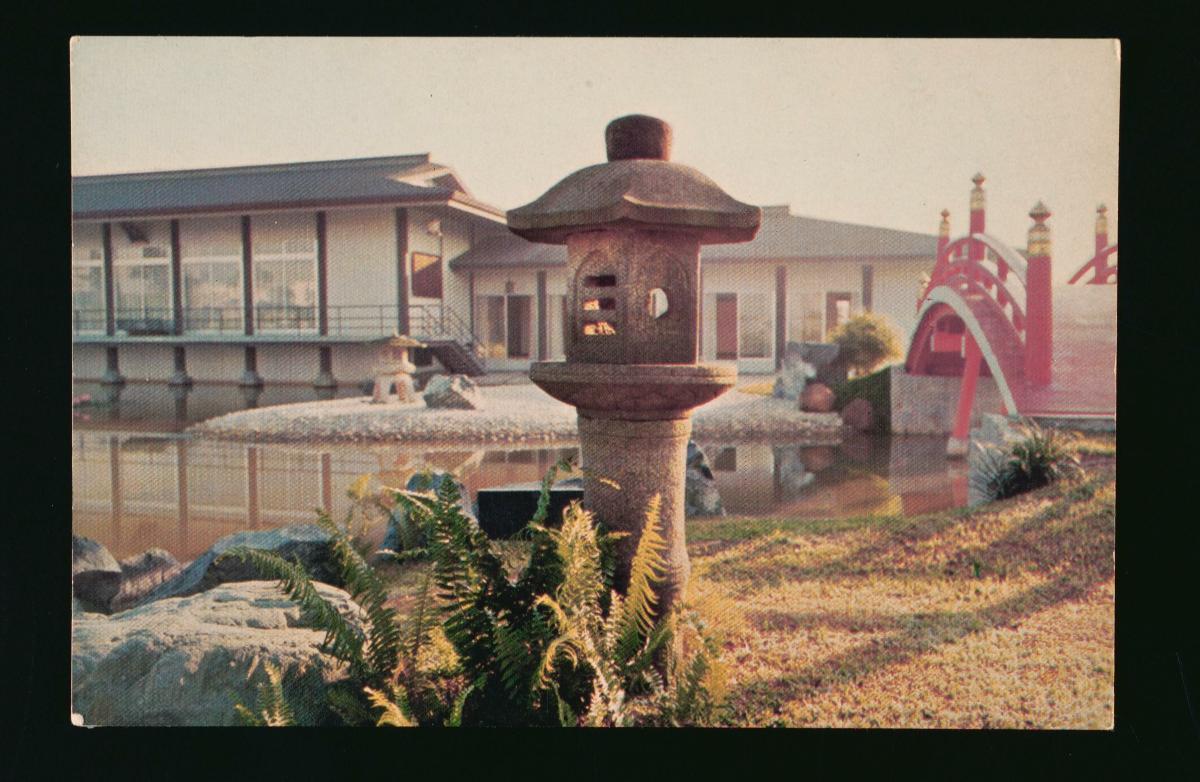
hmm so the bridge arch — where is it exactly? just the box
[907,286,1021,415]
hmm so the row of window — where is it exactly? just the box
[71,220,444,334]
[470,289,858,362]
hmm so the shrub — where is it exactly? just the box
[971,421,1083,501]
[827,312,902,375]
[832,366,891,433]
[231,461,728,727]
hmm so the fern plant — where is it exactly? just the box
[229,459,729,727]
[235,661,296,727]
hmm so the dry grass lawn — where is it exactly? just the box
[376,436,1115,729]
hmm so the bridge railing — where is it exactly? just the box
[918,232,1030,342]
[1067,244,1118,285]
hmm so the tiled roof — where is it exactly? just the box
[449,232,568,270]
[450,205,937,269]
[72,154,505,219]
[701,206,938,261]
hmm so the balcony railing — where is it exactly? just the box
[72,303,482,354]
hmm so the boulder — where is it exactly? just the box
[772,447,816,498]
[111,549,186,613]
[685,441,724,517]
[379,471,474,555]
[841,398,875,432]
[134,524,339,608]
[119,548,180,580]
[772,345,817,400]
[791,342,847,387]
[72,536,122,613]
[799,382,836,413]
[422,374,483,410]
[72,580,364,726]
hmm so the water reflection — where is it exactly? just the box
[71,382,968,562]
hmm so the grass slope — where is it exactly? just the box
[379,441,1115,729]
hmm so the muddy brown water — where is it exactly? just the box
[72,382,968,562]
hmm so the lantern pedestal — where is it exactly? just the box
[532,361,736,602]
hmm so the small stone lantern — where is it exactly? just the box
[509,114,761,612]
[371,333,424,404]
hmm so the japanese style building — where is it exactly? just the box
[72,154,939,387]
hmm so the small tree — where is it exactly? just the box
[828,312,901,375]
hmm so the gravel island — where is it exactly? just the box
[190,383,843,446]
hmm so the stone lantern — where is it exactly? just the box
[371,333,425,404]
[509,114,760,612]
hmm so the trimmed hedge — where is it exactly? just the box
[832,366,891,434]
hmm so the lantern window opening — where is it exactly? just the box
[583,274,617,288]
[583,321,617,336]
[647,288,669,319]
[583,297,617,312]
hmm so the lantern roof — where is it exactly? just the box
[507,115,761,246]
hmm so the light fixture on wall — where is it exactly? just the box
[119,222,148,243]
[425,219,443,237]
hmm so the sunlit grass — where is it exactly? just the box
[377,455,1115,728]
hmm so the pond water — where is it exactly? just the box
[72,381,968,562]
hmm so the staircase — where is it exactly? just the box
[425,340,486,376]
[409,303,487,377]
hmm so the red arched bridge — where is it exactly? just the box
[905,174,1116,454]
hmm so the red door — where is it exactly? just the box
[716,294,738,360]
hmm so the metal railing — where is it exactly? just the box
[72,304,482,353]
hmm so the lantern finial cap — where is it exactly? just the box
[606,115,672,161]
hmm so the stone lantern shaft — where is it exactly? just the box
[509,115,760,613]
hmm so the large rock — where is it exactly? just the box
[111,549,186,613]
[791,342,847,387]
[379,471,474,555]
[685,441,724,517]
[134,524,339,608]
[72,536,122,613]
[841,398,875,432]
[422,374,483,410]
[72,580,364,726]
[772,345,817,400]
[799,382,836,413]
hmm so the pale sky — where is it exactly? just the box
[70,37,1119,282]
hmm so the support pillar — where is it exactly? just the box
[171,383,189,422]
[100,346,125,385]
[239,345,264,387]
[320,452,334,515]
[176,440,189,556]
[395,208,410,334]
[168,345,192,386]
[246,446,260,529]
[577,414,692,608]
[774,265,787,370]
[109,435,123,553]
[314,345,336,391]
[947,333,982,458]
[1025,202,1053,387]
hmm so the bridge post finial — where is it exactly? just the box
[1095,203,1109,254]
[969,173,986,261]
[1025,201,1053,387]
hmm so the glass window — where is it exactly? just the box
[180,217,244,332]
[738,292,771,358]
[507,295,532,358]
[477,295,506,358]
[252,215,316,332]
[411,252,443,299]
[788,291,824,344]
[111,221,172,334]
[72,266,105,332]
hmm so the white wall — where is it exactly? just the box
[119,344,176,382]
[700,263,776,374]
[257,344,320,384]
[72,344,108,380]
[187,344,247,383]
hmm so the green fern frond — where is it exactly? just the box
[614,495,668,662]
[364,686,415,727]
[315,511,402,687]
[221,547,370,680]
[234,660,294,727]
